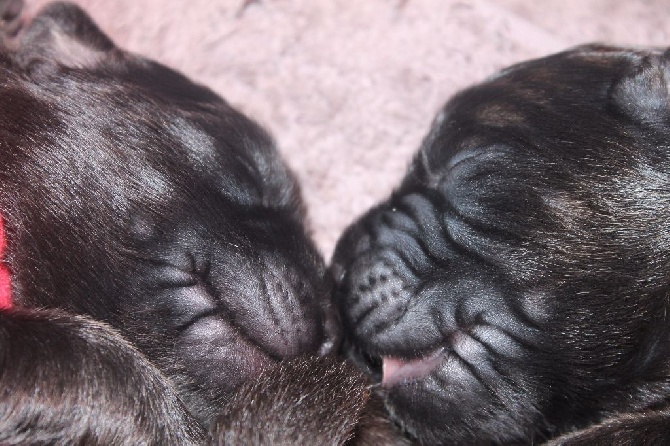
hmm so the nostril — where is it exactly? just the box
[0,0,23,23]
[329,261,346,285]
[318,297,343,357]
[317,335,339,356]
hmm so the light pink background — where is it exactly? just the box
[28,0,670,258]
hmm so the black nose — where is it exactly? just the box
[316,290,343,357]
[0,0,24,36]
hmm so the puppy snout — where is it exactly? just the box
[255,263,324,357]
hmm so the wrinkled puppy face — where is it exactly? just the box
[332,45,670,444]
[0,2,336,422]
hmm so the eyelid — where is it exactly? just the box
[155,266,198,288]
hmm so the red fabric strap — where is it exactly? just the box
[0,215,12,309]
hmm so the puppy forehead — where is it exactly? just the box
[415,45,661,180]
[492,44,646,85]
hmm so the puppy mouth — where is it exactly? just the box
[382,348,446,387]
[348,341,446,387]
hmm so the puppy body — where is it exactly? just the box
[0,308,206,445]
[0,0,335,425]
[212,356,413,446]
[1,311,410,445]
[332,45,670,444]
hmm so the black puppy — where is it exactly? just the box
[0,0,336,427]
[332,45,670,444]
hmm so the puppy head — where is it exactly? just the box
[0,1,337,421]
[332,44,670,444]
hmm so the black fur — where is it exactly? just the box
[0,0,337,428]
[0,308,206,445]
[1,310,409,445]
[332,45,670,444]
[211,356,412,445]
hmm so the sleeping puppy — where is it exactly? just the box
[0,3,412,444]
[0,0,337,426]
[331,45,670,444]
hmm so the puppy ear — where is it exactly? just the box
[611,50,670,125]
[15,2,117,73]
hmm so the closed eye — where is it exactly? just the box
[141,256,220,331]
[154,280,219,333]
[139,252,211,289]
[155,266,199,288]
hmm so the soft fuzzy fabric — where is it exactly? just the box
[25,0,670,258]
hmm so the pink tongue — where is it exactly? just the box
[382,349,445,387]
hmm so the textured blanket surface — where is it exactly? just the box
[27,0,670,258]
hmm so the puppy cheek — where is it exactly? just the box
[175,315,272,397]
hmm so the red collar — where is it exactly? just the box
[0,216,12,309]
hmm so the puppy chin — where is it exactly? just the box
[383,373,534,446]
[381,376,461,446]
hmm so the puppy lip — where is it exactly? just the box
[381,348,446,388]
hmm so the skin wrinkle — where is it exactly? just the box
[332,44,670,445]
